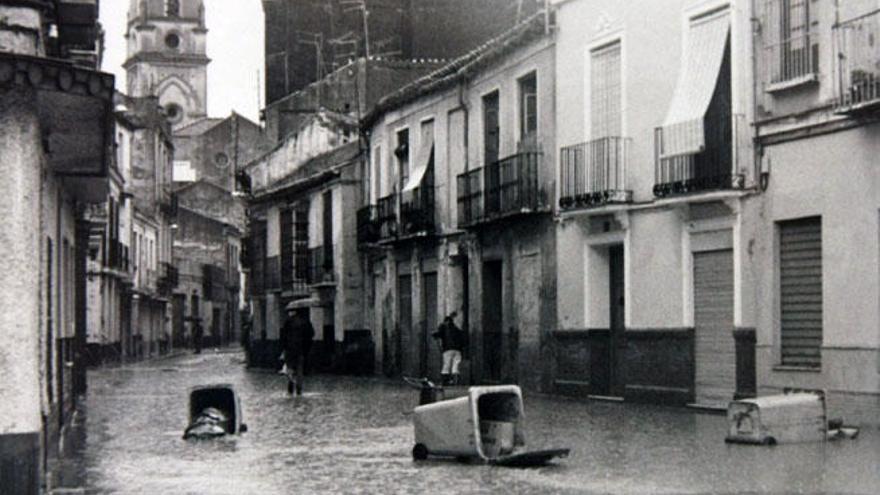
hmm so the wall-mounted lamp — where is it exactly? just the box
[760,155,771,192]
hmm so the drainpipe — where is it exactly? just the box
[751,0,763,190]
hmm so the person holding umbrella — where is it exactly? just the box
[280,302,314,395]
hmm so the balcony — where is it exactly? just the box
[559,137,632,210]
[653,115,744,198]
[157,261,179,295]
[105,240,130,272]
[399,185,435,237]
[264,255,281,292]
[308,246,335,285]
[357,205,380,245]
[457,168,483,227]
[377,194,398,241]
[456,152,546,227]
[834,9,880,114]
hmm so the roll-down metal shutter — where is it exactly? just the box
[694,249,735,406]
[780,218,822,367]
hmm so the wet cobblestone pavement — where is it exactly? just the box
[53,349,880,494]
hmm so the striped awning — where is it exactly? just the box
[661,9,730,157]
[402,136,434,193]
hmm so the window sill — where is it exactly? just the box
[765,74,819,94]
[772,365,821,373]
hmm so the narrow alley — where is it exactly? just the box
[51,350,880,495]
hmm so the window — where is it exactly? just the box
[395,129,410,191]
[372,145,382,201]
[779,217,822,367]
[214,152,229,168]
[764,0,819,84]
[483,91,500,166]
[165,33,181,49]
[164,103,183,124]
[590,41,622,139]
[294,203,309,281]
[166,0,180,17]
[518,72,537,143]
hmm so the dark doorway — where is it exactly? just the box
[591,245,624,396]
[482,260,503,382]
[172,294,185,348]
[321,304,335,371]
[398,274,412,376]
[422,272,439,379]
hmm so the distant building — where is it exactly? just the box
[0,2,114,492]
[244,111,363,370]
[125,0,210,130]
[262,0,545,104]
[110,94,177,360]
[359,13,556,387]
[172,113,270,350]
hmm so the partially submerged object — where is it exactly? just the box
[183,384,247,440]
[411,384,569,466]
[725,389,858,445]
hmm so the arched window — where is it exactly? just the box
[166,0,180,17]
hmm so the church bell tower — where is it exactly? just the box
[124,0,209,129]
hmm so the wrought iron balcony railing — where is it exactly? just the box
[308,246,335,285]
[456,168,483,227]
[377,194,398,240]
[400,185,435,237]
[834,9,880,113]
[653,115,744,198]
[484,151,543,219]
[559,137,632,210]
[157,262,179,295]
[357,205,380,245]
[105,240,130,271]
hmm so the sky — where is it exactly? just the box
[99,0,265,123]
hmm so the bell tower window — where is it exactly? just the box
[165,33,181,49]
[164,103,183,124]
[166,0,180,17]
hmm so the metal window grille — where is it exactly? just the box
[763,0,819,84]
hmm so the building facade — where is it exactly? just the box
[0,1,115,492]
[244,112,364,370]
[749,0,880,423]
[172,113,268,350]
[359,14,557,389]
[553,0,758,407]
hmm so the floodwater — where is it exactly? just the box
[54,350,880,494]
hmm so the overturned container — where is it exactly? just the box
[183,384,247,439]
[725,390,826,445]
[411,385,568,466]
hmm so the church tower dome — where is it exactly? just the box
[124,0,209,129]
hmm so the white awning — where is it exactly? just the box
[661,10,730,157]
[402,137,434,193]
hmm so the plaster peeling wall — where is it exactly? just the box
[0,87,43,433]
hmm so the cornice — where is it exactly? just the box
[0,51,114,102]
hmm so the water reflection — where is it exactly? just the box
[52,350,880,494]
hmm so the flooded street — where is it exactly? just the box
[54,349,880,494]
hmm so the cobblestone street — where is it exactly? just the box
[49,349,880,494]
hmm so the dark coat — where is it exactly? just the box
[433,319,465,352]
[281,312,315,357]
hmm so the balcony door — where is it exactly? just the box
[590,41,622,193]
[483,92,501,214]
